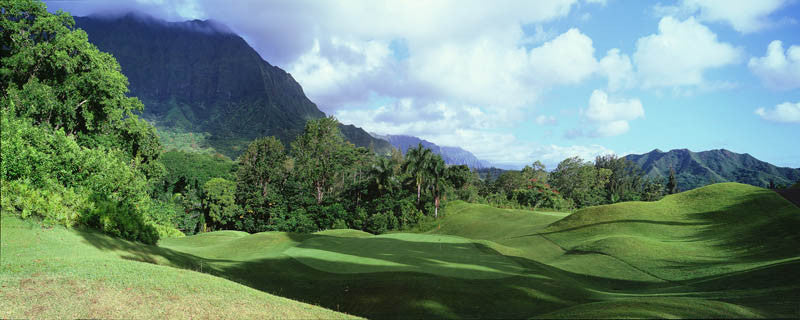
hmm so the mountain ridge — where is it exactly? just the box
[624,148,800,190]
[372,133,491,169]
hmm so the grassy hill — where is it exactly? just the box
[3,183,798,318]
[0,215,356,319]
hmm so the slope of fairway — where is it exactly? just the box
[539,183,800,281]
[0,214,356,319]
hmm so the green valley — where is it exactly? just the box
[3,183,798,318]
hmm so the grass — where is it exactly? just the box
[3,182,798,318]
[0,216,357,319]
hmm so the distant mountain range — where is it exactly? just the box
[624,148,800,191]
[372,134,491,169]
[75,14,392,158]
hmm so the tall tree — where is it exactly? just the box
[551,157,610,208]
[202,178,238,231]
[403,143,432,204]
[667,166,678,194]
[427,155,447,219]
[291,116,350,204]
[236,136,288,223]
[595,154,644,203]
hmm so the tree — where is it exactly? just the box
[667,167,678,194]
[551,157,610,208]
[595,154,644,203]
[236,136,289,226]
[291,116,351,204]
[370,157,397,196]
[202,178,238,231]
[521,160,548,183]
[403,143,433,204]
[427,155,447,219]
[1,0,159,164]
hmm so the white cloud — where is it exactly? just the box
[659,0,788,33]
[583,89,644,137]
[599,48,635,91]
[748,40,800,90]
[535,115,558,126]
[633,16,741,88]
[529,144,615,168]
[755,101,800,123]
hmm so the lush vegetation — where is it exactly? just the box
[1,0,180,243]
[478,156,666,211]
[5,183,796,318]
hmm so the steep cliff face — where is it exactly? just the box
[75,14,391,157]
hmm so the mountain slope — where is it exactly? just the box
[74,14,391,157]
[373,134,490,168]
[624,148,800,190]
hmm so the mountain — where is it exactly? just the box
[373,134,491,169]
[624,148,800,191]
[74,14,391,157]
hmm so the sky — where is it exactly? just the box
[46,0,800,169]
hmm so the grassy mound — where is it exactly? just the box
[0,214,356,319]
[539,183,800,281]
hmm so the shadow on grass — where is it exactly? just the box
[677,189,800,262]
[71,189,800,319]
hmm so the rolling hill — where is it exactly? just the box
[74,14,392,158]
[373,134,491,169]
[0,215,356,319]
[5,183,797,318]
[624,148,800,191]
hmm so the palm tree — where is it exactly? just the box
[427,155,447,219]
[403,143,432,204]
[370,157,395,196]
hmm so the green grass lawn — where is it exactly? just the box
[2,182,798,318]
[0,216,357,319]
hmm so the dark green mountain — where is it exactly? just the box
[624,148,800,191]
[74,14,391,157]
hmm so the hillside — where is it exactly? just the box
[374,134,491,168]
[74,14,392,157]
[624,148,800,190]
[0,214,356,319]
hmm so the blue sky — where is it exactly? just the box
[47,0,800,169]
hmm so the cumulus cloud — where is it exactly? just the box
[599,48,635,91]
[656,0,788,33]
[755,102,800,123]
[581,89,644,137]
[748,40,800,90]
[633,17,741,88]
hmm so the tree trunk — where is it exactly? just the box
[417,183,421,204]
[434,196,440,219]
[316,183,323,204]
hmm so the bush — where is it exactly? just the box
[80,195,159,245]
[1,179,88,226]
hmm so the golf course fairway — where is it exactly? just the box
[2,182,798,318]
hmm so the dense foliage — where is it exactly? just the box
[1,0,179,243]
